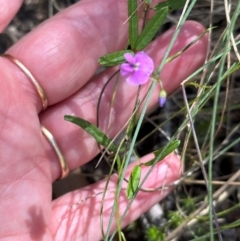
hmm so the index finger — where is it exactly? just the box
[3,0,129,112]
[0,0,23,32]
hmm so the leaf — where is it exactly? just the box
[128,0,138,49]
[144,0,152,4]
[154,0,186,12]
[64,115,117,152]
[127,165,141,199]
[135,7,168,50]
[116,155,122,173]
[98,50,134,67]
[144,140,180,166]
[224,62,240,78]
[126,107,138,137]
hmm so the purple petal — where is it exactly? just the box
[135,52,154,74]
[159,96,166,107]
[124,53,136,65]
[126,70,150,86]
[120,63,134,76]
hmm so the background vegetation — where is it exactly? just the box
[1,0,240,240]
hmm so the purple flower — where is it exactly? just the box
[159,89,167,107]
[120,52,154,86]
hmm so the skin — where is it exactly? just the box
[0,0,208,240]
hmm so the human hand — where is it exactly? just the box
[0,0,208,240]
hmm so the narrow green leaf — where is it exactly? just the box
[144,140,180,166]
[144,0,152,5]
[64,115,117,152]
[128,0,138,49]
[116,155,122,173]
[126,108,138,137]
[135,7,168,50]
[224,62,240,78]
[154,0,186,12]
[98,50,134,67]
[127,165,141,199]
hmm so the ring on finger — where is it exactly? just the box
[1,53,48,111]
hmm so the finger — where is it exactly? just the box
[0,0,23,32]
[40,21,208,181]
[3,0,129,112]
[51,153,181,241]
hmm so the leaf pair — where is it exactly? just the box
[129,5,168,50]
[127,140,180,199]
[129,0,187,50]
[99,1,169,67]
[65,115,180,200]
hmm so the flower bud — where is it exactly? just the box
[159,89,167,107]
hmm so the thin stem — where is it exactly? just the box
[181,84,223,241]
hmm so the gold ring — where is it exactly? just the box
[1,53,48,111]
[41,125,69,179]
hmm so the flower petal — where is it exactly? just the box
[121,52,154,86]
[159,96,166,107]
[126,70,150,86]
[135,52,154,74]
[124,53,136,65]
[120,63,134,76]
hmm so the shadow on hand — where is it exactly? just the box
[25,206,46,241]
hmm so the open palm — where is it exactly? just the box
[0,0,208,240]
